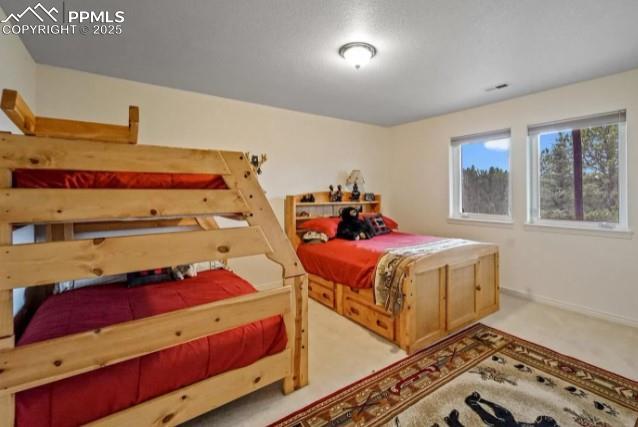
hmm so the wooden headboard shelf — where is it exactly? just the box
[285,191,381,248]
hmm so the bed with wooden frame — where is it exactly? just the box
[285,191,499,354]
[0,89,308,427]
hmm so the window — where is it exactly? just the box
[450,130,511,221]
[527,111,627,231]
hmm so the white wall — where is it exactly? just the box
[35,65,391,286]
[0,6,37,132]
[389,69,638,326]
[0,6,38,313]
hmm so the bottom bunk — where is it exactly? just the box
[15,269,288,427]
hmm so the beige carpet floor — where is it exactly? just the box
[186,293,638,427]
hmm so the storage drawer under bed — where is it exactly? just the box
[342,296,394,340]
[308,276,335,308]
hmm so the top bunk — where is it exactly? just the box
[0,88,304,281]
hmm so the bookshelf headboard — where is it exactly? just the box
[284,191,381,249]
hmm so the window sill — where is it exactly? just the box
[523,222,633,239]
[447,217,514,228]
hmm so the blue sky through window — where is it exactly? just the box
[540,131,567,152]
[461,139,510,171]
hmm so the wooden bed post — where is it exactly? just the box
[0,168,15,427]
[219,152,308,392]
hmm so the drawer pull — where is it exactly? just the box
[475,285,482,291]
[350,307,360,316]
[376,319,388,330]
[322,292,330,300]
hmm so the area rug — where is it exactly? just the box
[270,324,638,427]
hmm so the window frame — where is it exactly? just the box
[449,129,513,223]
[526,110,629,232]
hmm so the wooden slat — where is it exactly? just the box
[0,89,35,135]
[0,287,290,395]
[74,218,200,234]
[35,116,133,144]
[221,152,305,277]
[2,189,248,224]
[0,134,232,175]
[0,170,12,339]
[2,89,139,144]
[0,169,13,427]
[88,350,290,427]
[0,226,272,289]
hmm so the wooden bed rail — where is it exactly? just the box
[0,226,273,289]
[0,134,231,175]
[1,89,139,144]
[1,189,249,224]
[87,350,291,427]
[0,286,291,395]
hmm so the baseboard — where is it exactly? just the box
[500,287,638,329]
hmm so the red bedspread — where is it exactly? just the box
[297,232,442,289]
[16,269,287,427]
[12,169,227,189]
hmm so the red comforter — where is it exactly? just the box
[16,269,287,427]
[297,232,442,289]
[12,169,227,189]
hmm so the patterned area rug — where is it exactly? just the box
[271,324,638,427]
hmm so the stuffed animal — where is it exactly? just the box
[337,207,374,240]
[171,264,198,281]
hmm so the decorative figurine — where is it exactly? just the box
[329,185,343,202]
[363,192,376,201]
[245,152,268,174]
[350,182,361,201]
[300,193,315,203]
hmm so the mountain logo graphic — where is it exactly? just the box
[2,3,59,23]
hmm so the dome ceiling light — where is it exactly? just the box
[338,42,377,70]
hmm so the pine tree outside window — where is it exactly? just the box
[450,129,512,222]
[527,111,628,231]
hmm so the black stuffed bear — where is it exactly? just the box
[336,207,374,240]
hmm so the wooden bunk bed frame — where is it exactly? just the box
[0,89,308,427]
[285,191,499,354]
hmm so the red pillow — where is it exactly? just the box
[361,213,399,230]
[299,217,340,239]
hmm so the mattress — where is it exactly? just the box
[297,231,443,289]
[16,269,287,427]
[12,169,227,189]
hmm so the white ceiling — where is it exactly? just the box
[3,0,638,126]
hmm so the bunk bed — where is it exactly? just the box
[285,191,499,354]
[0,89,309,427]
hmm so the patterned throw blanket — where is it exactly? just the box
[373,239,473,314]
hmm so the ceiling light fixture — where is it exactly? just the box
[339,42,377,70]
